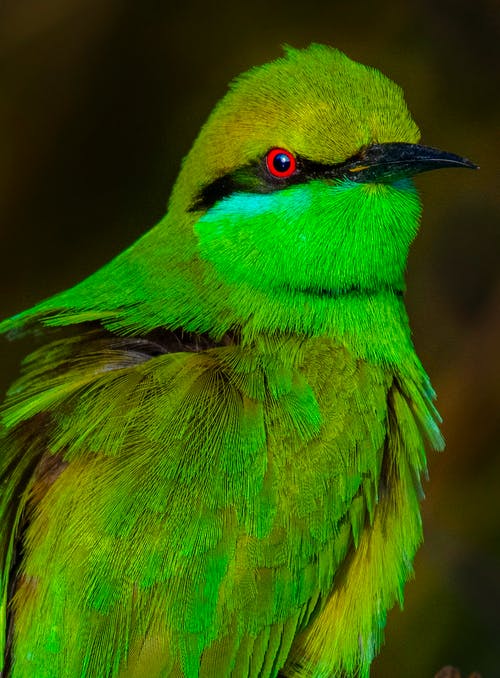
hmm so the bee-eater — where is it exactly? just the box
[0,44,476,678]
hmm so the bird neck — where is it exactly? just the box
[237,288,419,375]
[228,294,441,452]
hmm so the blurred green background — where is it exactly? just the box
[0,1,498,676]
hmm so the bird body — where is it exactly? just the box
[0,45,474,677]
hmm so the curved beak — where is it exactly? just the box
[343,142,478,184]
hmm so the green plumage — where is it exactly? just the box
[0,45,473,677]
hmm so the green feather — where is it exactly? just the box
[0,43,470,678]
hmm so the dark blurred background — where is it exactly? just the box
[0,1,499,676]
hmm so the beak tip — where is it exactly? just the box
[460,156,479,170]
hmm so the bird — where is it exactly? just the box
[0,44,476,678]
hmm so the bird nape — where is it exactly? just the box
[0,44,476,678]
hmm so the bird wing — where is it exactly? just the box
[0,330,395,678]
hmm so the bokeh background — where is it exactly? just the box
[0,1,498,676]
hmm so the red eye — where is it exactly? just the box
[266,148,297,178]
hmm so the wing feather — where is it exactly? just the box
[1,331,396,677]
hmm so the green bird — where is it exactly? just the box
[0,45,476,678]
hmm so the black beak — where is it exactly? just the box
[342,142,478,184]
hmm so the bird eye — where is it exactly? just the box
[266,148,297,178]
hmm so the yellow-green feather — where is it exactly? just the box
[0,44,445,677]
[0,330,441,677]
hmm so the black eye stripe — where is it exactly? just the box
[189,150,367,212]
[190,175,240,213]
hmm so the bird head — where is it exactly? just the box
[164,44,475,341]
